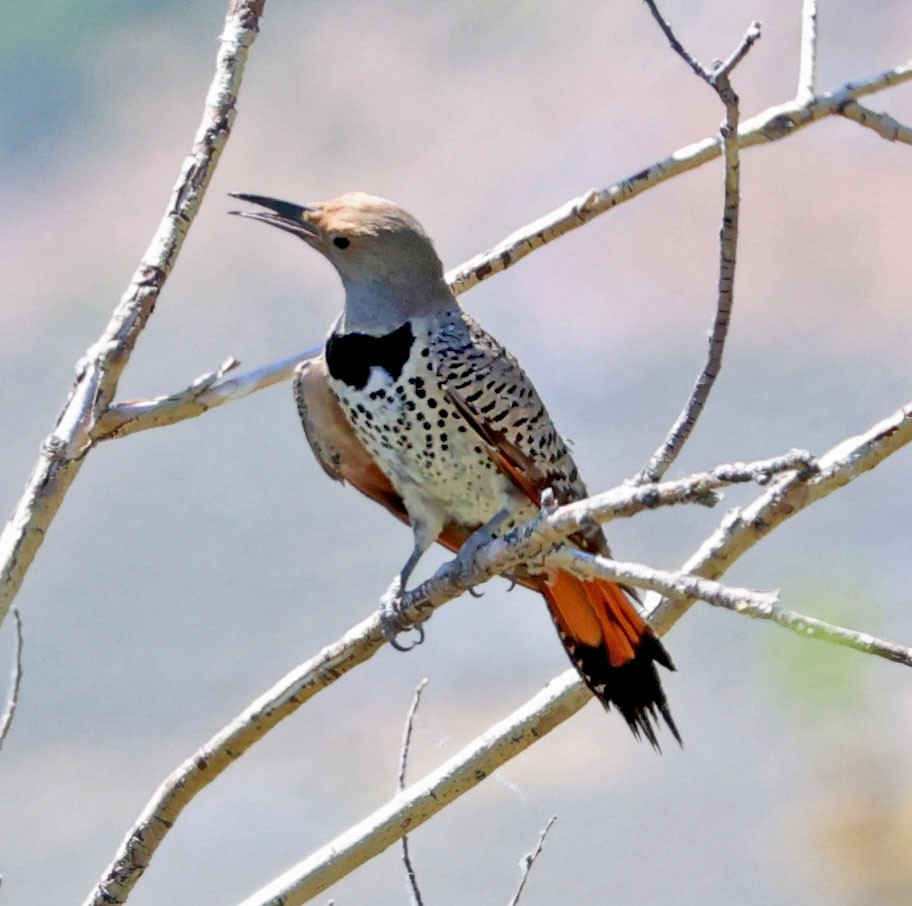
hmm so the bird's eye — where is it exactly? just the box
[332,236,350,250]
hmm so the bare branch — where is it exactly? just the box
[84,403,910,904]
[642,0,711,82]
[81,607,388,906]
[0,0,265,630]
[650,400,912,634]
[703,593,912,668]
[0,607,24,751]
[232,675,590,906]
[397,679,429,906]
[547,548,778,613]
[506,816,558,906]
[96,346,321,440]
[635,12,761,483]
[81,450,812,903]
[445,58,912,295]
[60,61,910,449]
[838,100,912,144]
[796,0,819,102]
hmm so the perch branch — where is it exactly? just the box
[81,451,798,904]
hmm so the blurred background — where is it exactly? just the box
[2,1,911,903]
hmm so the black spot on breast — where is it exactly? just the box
[325,322,414,390]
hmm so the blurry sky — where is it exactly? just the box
[2,1,911,904]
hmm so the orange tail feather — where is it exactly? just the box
[539,571,680,748]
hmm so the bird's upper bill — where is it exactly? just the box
[228,190,428,250]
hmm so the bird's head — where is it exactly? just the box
[230,191,454,332]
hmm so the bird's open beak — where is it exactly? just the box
[228,193,321,244]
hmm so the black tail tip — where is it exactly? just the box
[576,634,682,750]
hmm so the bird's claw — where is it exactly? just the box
[379,580,426,651]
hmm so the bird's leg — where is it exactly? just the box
[379,521,436,651]
[457,507,513,595]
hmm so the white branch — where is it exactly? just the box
[67,60,912,448]
[445,58,912,294]
[650,400,912,633]
[547,548,778,613]
[700,592,912,667]
[796,0,819,102]
[0,607,24,751]
[838,100,912,144]
[232,672,590,906]
[224,400,912,906]
[81,452,792,904]
[96,346,321,439]
[0,0,264,630]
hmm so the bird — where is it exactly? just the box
[230,190,679,747]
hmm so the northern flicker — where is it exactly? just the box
[231,191,679,747]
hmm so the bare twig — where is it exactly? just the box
[547,548,778,613]
[96,346,320,440]
[446,58,912,295]
[635,9,761,484]
[506,816,558,906]
[398,679,429,906]
[0,0,265,631]
[797,0,819,102]
[705,594,912,667]
[0,607,24,751]
[838,100,912,144]
[651,400,912,634]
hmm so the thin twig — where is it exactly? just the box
[650,400,912,634]
[0,0,265,631]
[96,346,320,440]
[642,1,709,81]
[547,549,778,613]
[506,816,557,906]
[0,607,24,751]
[446,60,912,293]
[797,0,819,102]
[635,10,761,484]
[838,100,912,144]
[398,679,429,906]
[706,594,912,666]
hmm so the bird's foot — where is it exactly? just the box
[456,526,501,597]
[378,577,426,652]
